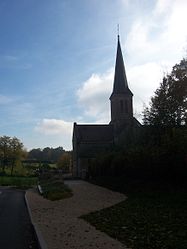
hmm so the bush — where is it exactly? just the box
[88,127,187,183]
[39,173,72,201]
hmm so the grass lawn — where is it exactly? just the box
[0,176,37,189]
[82,177,187,249]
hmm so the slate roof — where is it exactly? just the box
[110,35,133,98]
[73,123,114,143]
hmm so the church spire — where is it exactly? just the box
[110,35,132,98]
[110,35,134,126]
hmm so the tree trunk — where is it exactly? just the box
[11,159,15,176]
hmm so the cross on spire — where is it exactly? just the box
[117,24,120,37]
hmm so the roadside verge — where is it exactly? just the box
[25,192,48,249]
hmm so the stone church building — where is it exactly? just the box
[72,36,141,178]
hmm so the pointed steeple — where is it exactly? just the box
[110,35,132,98]
[110,35,134,127]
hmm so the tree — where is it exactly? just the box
[0,136,24,174]
[9,137,24,175]
[0,136,11,172]
[27,148,42,161]
[143,58,187,126]
[57,152,71,172]
[27,146,65,162]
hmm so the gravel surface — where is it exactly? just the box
[26,180,128,249]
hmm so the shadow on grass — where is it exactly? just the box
[82,176,187,249]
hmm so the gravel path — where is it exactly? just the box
[26,180,128,249]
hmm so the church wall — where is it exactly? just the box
[72,129,79,177]
[73,141,114,178]
[78,142,113,157]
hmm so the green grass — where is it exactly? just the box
[39,178,73,201]
[82,177,187,249]
[0,176,38,189]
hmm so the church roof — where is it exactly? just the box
[110,36,133,98]
[73,123,114,143]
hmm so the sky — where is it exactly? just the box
[0,0,187,151]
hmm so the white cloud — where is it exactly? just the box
[77,69,113,123]
[128,62,164,119]
[164,0,187,46]
[35,118,72,135]
[126,0,187,63]
[120,0,129,7]
[154,0,173,14]
[35,118,73,150]
[128,62,164,102]
[126,21,158,62]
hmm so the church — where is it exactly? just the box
[72,35,141,178]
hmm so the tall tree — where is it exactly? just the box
[57,152,71,172]
[0,136,24,174]
[9,137,24,175]
[0,136,11,172]
[143,58,187,126]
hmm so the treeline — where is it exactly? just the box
[89,57,187,184]
[0,135,71,175]
[27,147,65,163]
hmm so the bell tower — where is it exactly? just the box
[110,35,133,132]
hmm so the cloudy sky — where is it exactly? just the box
[0,0,187,150]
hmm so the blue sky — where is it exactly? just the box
[0,0,187,150]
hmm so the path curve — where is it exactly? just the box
[26,180,128,249]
